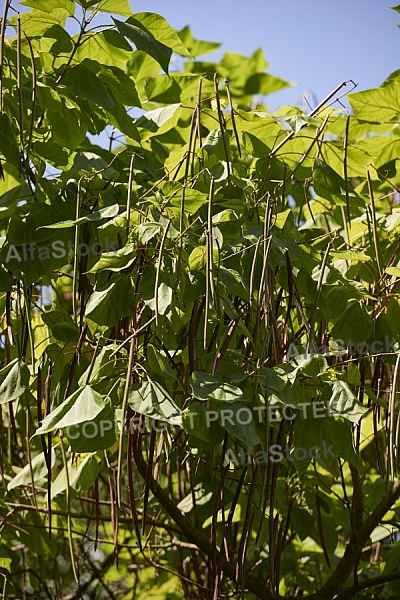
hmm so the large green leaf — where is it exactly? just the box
[191,372,243,403]
[20,0,75,15]
[96,0,132,16]
[329,381,368,423]
[312,158,347,202]
[348,81,400,122]
[74,30,132,69]
[51,454,100,498]
[8,451,56,491]
[34,386,112,434]
[14,8,71,35]
[128,380,183,426]
[113,13,191,74]
[293,414,364,475]
[113,17,172,74]
[67,405,116,453]
[127,13,191,56]
[85,275,135,327]
[331,301,374,347]
[245,72,292,95]
[63,62,115,109]
[0,359,30,404]
[135,104,182,137]
[41,310,79,343]
[202,129,231,161]
[0,114,20,170]
[177,26,220,56]
[88,243,136,273]
[39,204,119,229]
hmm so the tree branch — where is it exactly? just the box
[335,571,400,600]
[131,435,271,600]
[306,478,400,600]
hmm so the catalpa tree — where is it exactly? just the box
[0,0,400,598]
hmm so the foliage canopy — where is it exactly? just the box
[1,0,400,598]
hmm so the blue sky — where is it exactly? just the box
[12,0,400,112]
[131,0,400,111]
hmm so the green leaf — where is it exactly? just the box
[128,13,191,57]
[88,243,136,273]
[0,545,12,572]
[156,282,173,315]
[113,17,172,75]
[217,402,262,447]
[0,114,20,170]
[188,246,207,271]
[331,251,371,263]
[52,454,100,498]
[258,366,288,393]
[0,359,30,404]
[166,188,209,215]
[177,26,220,56]
[331,301,373,347]
[313,157,346,202]
[96,0,132,16]
[329,381,368,423]
[45,106,88,152]
[81,60,141,108]
[219,48,269,92]
[135,104,182,137]
[32,141,72,169]
[35,386,111,434]
[41,310,79,343]
[293,413,364,475]
[74,29,132,69]
[14,8,71,36]
[107,101,141,141]
[144,73,207,104]
[202,129,230,161]
[177,483,213,513]
[323,417,364,474]
[0,267,12,292]
[42,24,73,55]
[8,451,55,491]
[67,405,116,453]
[374,136,400,168]
[183,403,225,444]
[75,0,98,7]
[348,82,400,123]
[20,0,75,15]
[135,222,163,243]
[147,345,176,380]
[114,13,190,75]
[191,372,243,403]
[324,139,372,178]
[63,62,115,109]
[78,345,125,386]
[39,205,119,229]
[128,380,183,426]
[85,275,135,327]
[245,72,292,95]
[36,82,63,113]
[291,354,328,378]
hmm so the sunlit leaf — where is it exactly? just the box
[0,359,30,404]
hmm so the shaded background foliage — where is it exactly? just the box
[1,0,400,598]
